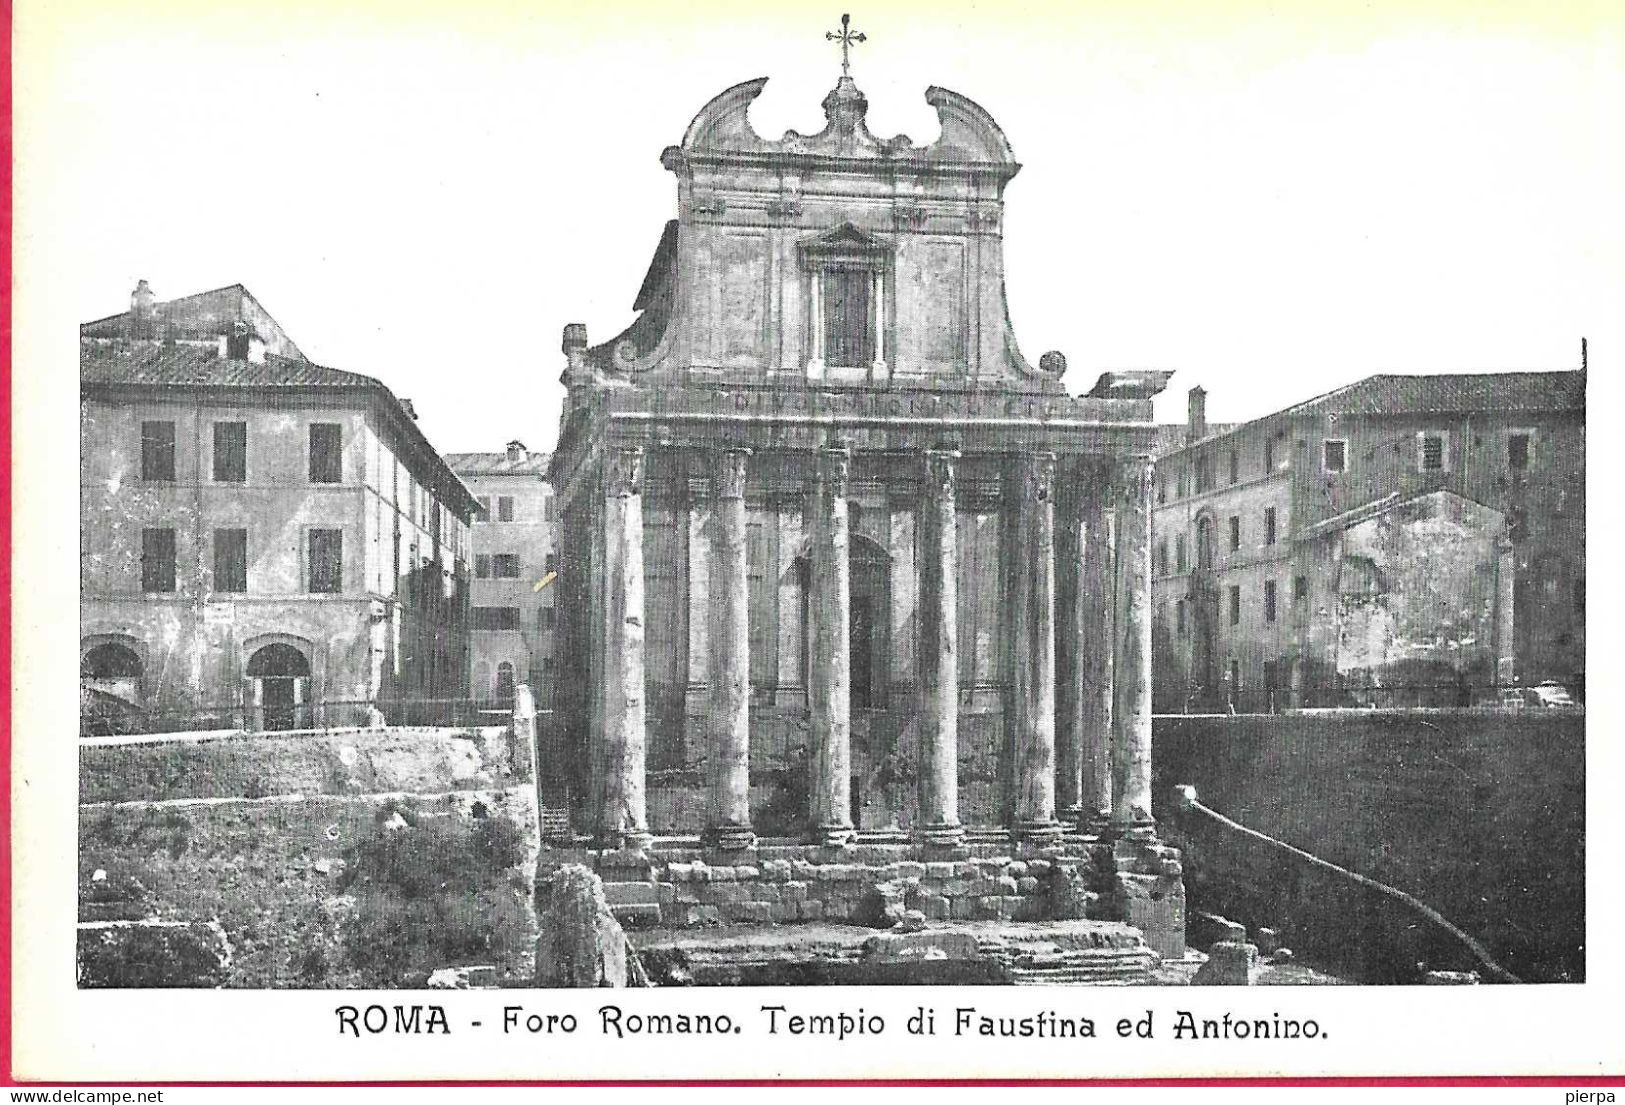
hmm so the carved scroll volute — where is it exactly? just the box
[605,447,644,498]
[714,448,751,500]
[1022,452,1057,505]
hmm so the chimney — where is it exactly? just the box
[400,398,418,420]
[131,279,157,318]
[1187,386,1207,443]
[506,440,528,463]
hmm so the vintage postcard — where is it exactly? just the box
[8,0,1623,1088]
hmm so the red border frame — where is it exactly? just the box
[0,0,1618,1088]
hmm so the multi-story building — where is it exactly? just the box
[80,281,480,730]
[445,443,558,708]
[1151,371,1585,711]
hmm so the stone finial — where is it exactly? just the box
[1038,350,1067,378]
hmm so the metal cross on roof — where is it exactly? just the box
[826,13,866,77]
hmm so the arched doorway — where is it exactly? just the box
[81,640,145,735]
[248,643,311,730]
[82,641,143,682]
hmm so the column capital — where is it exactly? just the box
[816,444,851,495]
[713,447,751,499]
[1115,453,1155,504]
[1020,451,1058,504]
[606,446,644,498]
[923,449,959,497]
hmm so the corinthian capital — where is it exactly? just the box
[816,444,851,496]
[714,448,751,500]
[605,447,644,498]
[923,449,958,500]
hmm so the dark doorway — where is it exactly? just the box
[248,643,311,731]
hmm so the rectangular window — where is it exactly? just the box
[1176,600,1187,636]
[1228,451,1239,484]
[544,552,558,575]
[1264,506,1278,545]
[1195,456,1212,493]
[1228,584,1241,626]
[308,423,342,483]
[141,420,176,482]
[492,553,521,579]
[1264,580,1277,623]
[307,528,343,593]
[821,266,875,368]
[1323,439,1347,473]
[475,554,492,579]
[141,528,177,592]
[1228,515,1241,551]
[213,528,247,593]
[1157,478,1167,505]
[1418,431,1448,472]
[1264,439,1275,473]
[497,496,515,522]
[1293,575,1308,603]
[1508,432,1531,470]
[1176,535,1188,573]
[212,422,247,483]
[472,606,520,631]
[1156,541,1169,576]
[541,606,557,630]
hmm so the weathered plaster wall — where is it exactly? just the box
[1152,710,1584,983]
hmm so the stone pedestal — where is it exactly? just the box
[705,448,755,851]
[598,447,650,852]
[1012,453,1063,845]
[1110,455,1155,837]
[808,445,854,846]
[915,449,964,849]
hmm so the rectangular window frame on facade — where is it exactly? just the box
[1264,506,1277,545]
[492,553,521,579]
[472,606,521,631]
[307,527,344,594]
[141,527,177,593]
[541,606,557,630]
[212,421,247,483]
[1227,515,1241,552]
[308,423,343,484]
[1264,438,1275,473]
[1264,579,1277,623]
[1156,540,1169,576]
[1417,430,1450,473]
[1507,429,1533,471]
[475,554,492,579]
[497,496,515,522]
[1228,584,1241,626]
[1176,599,1187,637]
[213,527,248,593]
[1293,574,1308,603]
[1228,451,1239,485]
[140,420,177,482]
[1175,534,1188,573]
[1322,438,1347,473]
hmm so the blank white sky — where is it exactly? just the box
[19,0,1624,452]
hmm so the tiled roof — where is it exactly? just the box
[444,452,552,476]
[80,341,377,389]
[1284,371,1585,417]
[1150,423,1237,456]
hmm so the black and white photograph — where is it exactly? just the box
[11,0,1622,1086]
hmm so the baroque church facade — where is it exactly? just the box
[548,62,1175,894]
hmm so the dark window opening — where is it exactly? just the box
[213,528,247,593]
[1264,580,1277,623]
[1228,584,1241,626]
[493,553,521,579]
[1323,439,1347,473]
[541,606,556,630]
[1420,433,1446,471]
[141,528,176,593]
[1509,433,1531,470]
[822,266,874,368]
[213,422,247,483]
[473,606,520,631]
[141,421,176,482]
[308,423,343,483]
[1264,506,1278,545]
[497,496,515,522]
[475,554,492,579]
[307,528,343,593]
[1228,515,1241,551]
[544,552,558,575]
[1228,451,1239,484]
[1293,575,1308,603]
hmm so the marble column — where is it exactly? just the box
[1013,452,1063,845]
[1494,535,1516,687]
[1074,460,1115,834]
[807,444,854,846]
[706,448,755,850]
[916,449,964,848]
[1110,454,1156,837]
[598,446,651,851]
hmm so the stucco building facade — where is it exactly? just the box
[1151,371,1585,711]
[446,442,558,709]
[80,283,480,730]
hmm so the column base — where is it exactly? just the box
[597,829,654,854]
[913,822,965,850]
[813,823,855,847]
[1013,819,1066,846]
[702,824,757,852]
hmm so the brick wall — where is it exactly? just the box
[1152,709,1584,982]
